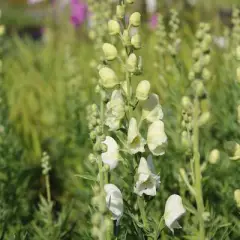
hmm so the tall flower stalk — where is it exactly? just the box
[87,0,186,238]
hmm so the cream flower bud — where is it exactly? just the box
[147,120,167,156]
[136,80,151,101]
[126,53,137,72]
[181,96,192,111]
[102,43,118,61]
[104,184,123,224]
[208,149,220,164]
[0,25,5,36]
[131,33,141,49]
[99,67,119,88]
[101,136,119,170]
[108,20,121,35]
[142,94,163,122]
[116,5,125,19]
[129,12,141,27]
[234,189,240,208]
[237,67,240,83]
[237,46,240,61]
[134,156,160,196]
[164,194,186,233]
[127,0,135,3]
[198,111,210,127]
[127,118,146,154]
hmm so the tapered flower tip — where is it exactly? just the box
[104,184,123,222]
[101,136,119,170]
[164,194,186,232]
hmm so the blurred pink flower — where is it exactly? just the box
[149,14,158,30]
[70,0,88,27]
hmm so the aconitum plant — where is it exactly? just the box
[86,0,186,239]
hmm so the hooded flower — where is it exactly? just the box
[134,156,160,196]
[101,136,119,170]
[104,184,123,224]
[147,120,167,156]
[164,194,186,232]
[142,94,163,123]
[105,90,125,131]
[127,118,146,154]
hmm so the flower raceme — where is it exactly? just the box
[164,194,186,232]
[134,156,160,196]
[104,184,123,224]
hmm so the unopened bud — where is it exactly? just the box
[198,111,210,126]
[181,96,192,111]
[202,68,211,81]
[102,43,118,61]
[99,67,119,88]
[101,143,108,153]
[192,48,201,60]
[136,80,151,101]
[208,149,220,164]
[116,5,125,19]
[88,153,96,163]
[193,80,205,97]
[131,33,141,49]
[126,53,137,72]
[129,12,141,27]
[188,71,195,81]
[108,20,121,35]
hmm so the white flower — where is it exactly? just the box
[127,118,146,154]
[164,194,186,232]
[101,136,119,170]
[134,156,160,196]
[147,120,167,156]
[142,94,163,123]
[105,90,125,131]
[104,184,123,224]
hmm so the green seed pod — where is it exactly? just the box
[102,43,118,61]
[136,80,151,101]
[126,53,137,72]
[129,12,141,27]
[131,33,141,49]
[203,54,211,65]
[108,20,121,35]
[99,67,119,88]
[116,5,125,19]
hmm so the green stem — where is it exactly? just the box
[45,174,51,204]
[154,217,165,240]
[137,196,149,230]
[193,97,205,240]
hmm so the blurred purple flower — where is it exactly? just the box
[149,14,158,30]
[70,0,88,27]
